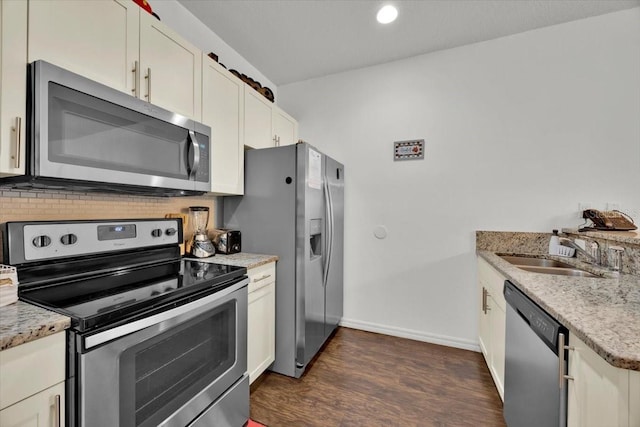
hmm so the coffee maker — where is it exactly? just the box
[188,206,215,258]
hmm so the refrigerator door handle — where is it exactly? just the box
[322,179,333,288]
[323,178,334,288]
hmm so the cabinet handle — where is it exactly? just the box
[277,136,281,146]
[272,135,278,145]
[131,61,139,97]
[145,67,151,101]
[482,287,491,314]
[11,117,22,168]
[54,394,61,427]
[558,333,574,388]
[253,274,271,283]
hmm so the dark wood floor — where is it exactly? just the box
[250,327,506,427]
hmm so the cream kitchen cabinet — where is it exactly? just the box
[0,0,27,176]
[202,56,244,195]
[477,257,506,401]
[244,88,298,149]
[247,262,276,384]
[0,333,66,426]
[28,0,201,120]
[567,334,640,427]
[28,0,139,95]
[138,11,201,120]
[244,88,274,149]
[272,107,298,147]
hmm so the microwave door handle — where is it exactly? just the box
[188,130,200,179]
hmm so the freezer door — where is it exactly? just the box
[324,156,344,336]
[295,143,326,375]
[223,145,298,377]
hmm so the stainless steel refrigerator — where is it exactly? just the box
[223,142,344,378]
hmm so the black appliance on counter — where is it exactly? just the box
[2,218,249,427]
[209,229,242,254]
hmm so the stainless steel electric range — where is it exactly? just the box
[2,218,249,427]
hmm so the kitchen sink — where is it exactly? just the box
[499,255,601,278]
[515,265,600,278]
[499,256,574,268]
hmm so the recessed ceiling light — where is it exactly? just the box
[376,4,398,24]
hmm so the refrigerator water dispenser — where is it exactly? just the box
[309,219,322,259]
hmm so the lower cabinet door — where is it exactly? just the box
[247,281,275,383]
[567,334,632,427]
[478,285,491,358]
[0,382,65,427]
[489,295,506,401]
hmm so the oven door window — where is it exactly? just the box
[47,82,191,180]
[119,300,236,427]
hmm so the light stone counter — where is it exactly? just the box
[477,250,640,371]
[562,228,640,246]
[0,301,70,351]
[185,252,279,270]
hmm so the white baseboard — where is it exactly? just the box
[339,317,480,352]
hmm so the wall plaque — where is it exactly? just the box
[394,139,424,161]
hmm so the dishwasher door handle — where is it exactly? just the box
[558,333,575,388]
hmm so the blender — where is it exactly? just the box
[188,206,215,258]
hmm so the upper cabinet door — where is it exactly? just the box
[202,57,244,195]
[0,0,27,176]
[273,107,298,147]
[244,88,274,149]
[139,11,202,121]
[28,0,139,95]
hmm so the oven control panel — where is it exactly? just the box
[5,219,182,264]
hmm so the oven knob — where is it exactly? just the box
[165,228,177,236]
[60,233,78,245]
[151,229,163,238]
[32,235,52,248]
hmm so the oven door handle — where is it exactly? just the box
[84,278,248,349]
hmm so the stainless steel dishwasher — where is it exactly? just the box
[503,280,570,427]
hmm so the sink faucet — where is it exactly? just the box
[560,238,600,265]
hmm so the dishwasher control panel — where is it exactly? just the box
[532,315,554,343]
[504,280,565,353]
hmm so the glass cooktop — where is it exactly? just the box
[19,259,247,332]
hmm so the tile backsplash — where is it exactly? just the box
[0,189,215,227]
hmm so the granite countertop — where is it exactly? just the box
[562,228,640,246]
[478,250,640,371]
[0,301,70,351]
[185,252,279,270]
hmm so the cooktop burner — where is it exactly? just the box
[20,259,246,332]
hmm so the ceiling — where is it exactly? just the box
[177,0,640,86]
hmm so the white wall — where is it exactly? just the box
[278,9,640,350]
[151,0,277,95]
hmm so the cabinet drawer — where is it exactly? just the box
[0,332,65,410]
[248,262,276,294]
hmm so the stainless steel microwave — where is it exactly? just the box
[1,60,210,196]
